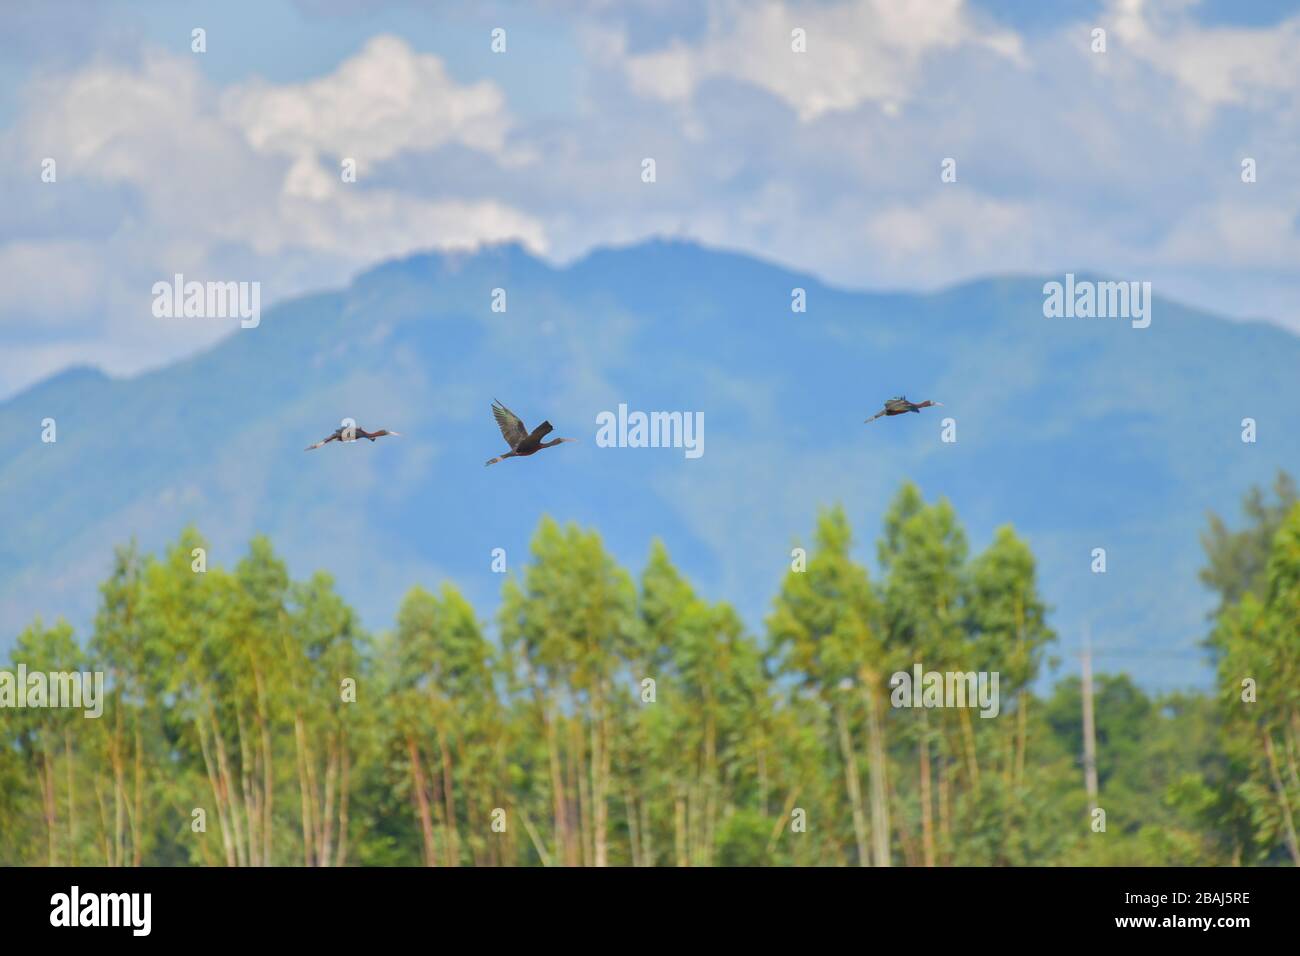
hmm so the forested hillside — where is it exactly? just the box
[6,242,1300,693]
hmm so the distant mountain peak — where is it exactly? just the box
[353,240,548,287]
[6,364,109,405]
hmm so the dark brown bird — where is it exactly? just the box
[485,399,576,466]
[305,424,401,450]
[864,395,943,423]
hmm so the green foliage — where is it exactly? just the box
[1,478,1295,866]
[1200,470,1297,618]
[1203,495,1300,864]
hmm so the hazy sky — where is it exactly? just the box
[2,0,1298,397]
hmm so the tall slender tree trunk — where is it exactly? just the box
[919,712,935,867]
[1263,732,1300,865]
[208,705,248,867]
[702,704,718,867]
[435,724,459,866]
[542,705,571,866]
[959,707,981,791]
[518,804,552,866]
[406,734,438,866]
[302,728,323,867]
[861,677,891,867]
[255,673,273,867]
[589,694,607,867]
[64,728,77,865]
[335,732,351,867]
[93,778,112,866]
[640,790,653,866]
[132,718,145,867]
[293,713,314,866]
[41,741,58,866]
[235,709,259,866]
[112,692,125,867]
[195,715,237,867]
[571,717,592,866]
[834,699,870,866]
[597,707,613,867]
[938,757,951,864]
[319,742,338,867]
[681,785,691,868]
[624,786,641,867]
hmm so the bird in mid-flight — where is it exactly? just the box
[485,399,577,466]
[864,396,943,423]
[305,424,401,450]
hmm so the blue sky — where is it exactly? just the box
[2,0,1298,397]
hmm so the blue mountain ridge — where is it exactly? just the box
[2,238,1297,690]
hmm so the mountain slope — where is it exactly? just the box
[3,239,1298,689]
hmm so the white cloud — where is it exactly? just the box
[1157,200,1300,268]
[272,190,546,260]
[1108,0,1300,117]
[4,2,1300,399]
[0,36,546,395]
[621,0,1025,120]
[863,192,1038,280]
[221,35,510,161]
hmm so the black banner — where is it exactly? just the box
[0,865,1285,943]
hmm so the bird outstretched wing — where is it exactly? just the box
[305,430,341,450]
[492,399,529,449]
[864,408,886,424]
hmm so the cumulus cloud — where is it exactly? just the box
[2,1,1300,397]
[1157,200,1300,268]
[620,0,1025,120]
[1108,0,1300,117]
[222,35,510,161]
[0,35,545,394]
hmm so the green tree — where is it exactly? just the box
[877,483,968,866]
[1200,470,1296,618]
[769,506,889,866]
[499,517,636,867]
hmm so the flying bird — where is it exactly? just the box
[485,399,576,466]
[305,425,400,450]
[864,396,943,424]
